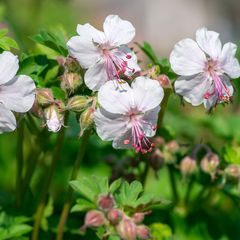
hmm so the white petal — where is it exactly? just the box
[170,38,206,76]
[131,76,164,111]
[103,15,135,46]
[0,75,36,112]
[196,27,222,59]
[67,36,102,69]
[94,108,129,141]
[175,74,211,106]
[0,51,19,85]
[141,106,160,137]
[84,60,108,91]
[220,42,240,78]
[98,80,133,114]
[112,129,132,149]
[0,104,16,133]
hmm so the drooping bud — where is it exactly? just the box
[97,194,115,210]
[201,153,219,178]
[67,95,91,112]
[60,72,82,92]
[79,107,94,137]
[81,210,106,231]
[136,225,151,240]
[165,140,180,153]
[180,156,197,176]
[155,74,171,89]
[36,88,54,106]
[107,209,122,225]
[225,164,240,179]
[149,149,164,171]
[116,218,137,240]
[44,104,64,132]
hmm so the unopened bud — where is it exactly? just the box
[225,164,240,179]
[117,218,137,240]
[201,153,219,175]
[61,72,82,92]
[149,149,164,171]
[107,209,122,225]
[153,137,165,147]
[180,156,197,175]
[165,140,179,153]
[132,212,145,224]
[79,107,94,137]
[44,105,64,132]
[155,74,171,89]
[36,88,54,106]
[136,225,151,240]
[81,210,106,231]
[67,95,91,112]
[97,194,115,210]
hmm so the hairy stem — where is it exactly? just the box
[32,126,67,240]
[56,130,91,240]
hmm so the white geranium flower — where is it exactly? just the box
[0,51,36,133]
[67,15,141,91]
[170,27,240,109]
[94,76,164,153]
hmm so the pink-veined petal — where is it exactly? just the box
[170,38,206,76]
[0,75,36,112]
[196,27,222,59]
[174,73,211,106]
[131,76,164,112]
[0,104,16,133]
[103,15,135,46]
[84,59,108,91]
[0,51,19,85]
[220,42,240,78]
[98,80,133,114]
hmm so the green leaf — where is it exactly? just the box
[150,223,172,240]
[136,41,159,64]
[110,179,122,193]
[223,145,240,164]
[71,198,96,212]
[51,86,66,100]
[0,29,19,51]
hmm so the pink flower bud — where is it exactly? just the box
[116,218,137,240]
[60,72,82,92]
[107,209,122,225]
[165,140,179,153]
[97,194,115,210]
[132,212,145,224]
[136,225,151,240]
[36,88,54,106]
[201,153,219,175]
[180,156,197,175]
[155,74,171,89]
[149,149,164,171]
[81,210,106,231]
[225,164,240,179]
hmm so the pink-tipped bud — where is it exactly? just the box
[180,156,197,175]
[165,140,179,153]
[136,225,151,240]
[201,153,219,175]
[132,212,145,224]
[81,210,106,231]
[155,74,171,89]
[36,88,54,106]
[67,95,91,112]
[97,194,115,210]
[117,218,137,240]
[107,209,122,225]
[225,164,240,179]
[60,72,82,92]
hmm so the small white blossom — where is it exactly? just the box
[94,77,164,153]
[67,15,141,91]
[170,27,240,109]
[0,51,35,133]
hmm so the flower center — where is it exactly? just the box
[101,46,136,83]
[123,111,155,154]
[204,59,231,106]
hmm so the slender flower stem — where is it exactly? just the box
[184,178,194,205]
[16,118,24,208]
[32,125,67,240]
[167,165,179,203]
[56,130,91,240]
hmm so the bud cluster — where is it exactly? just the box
[81,193,151,239]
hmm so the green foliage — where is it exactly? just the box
[0,29,19,51]
[150,223,172,240]
[0,212,32,240]
[223,144,240,164]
